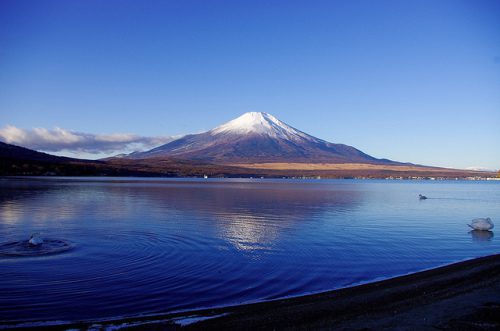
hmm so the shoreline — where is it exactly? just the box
[2,254,499,330]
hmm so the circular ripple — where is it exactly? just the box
[0,239,74,257]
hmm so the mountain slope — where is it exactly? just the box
[133,112,398,164]
[0,142,138,176]
[1,133,494,179]
[0,141,76,162]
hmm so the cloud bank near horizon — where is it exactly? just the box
[0,125,176,155]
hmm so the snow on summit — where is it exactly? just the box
[210,112,315,142]
[127,111,391,164]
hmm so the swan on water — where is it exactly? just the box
[28,233,44,246]
[468,218,494,231]
[419,194,428,200]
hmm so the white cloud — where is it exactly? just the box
[0,125,177,155]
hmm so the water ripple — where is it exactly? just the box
[0,239,74,257]
[0,178,499,323]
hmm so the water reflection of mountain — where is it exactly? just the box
[133,181,364,251]
[0,179,365,250]
[140,181,362,216]
[0,178,137,227]
[0,178,68,225]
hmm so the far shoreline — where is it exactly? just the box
[3,175,500,181]
[3,253,499,330]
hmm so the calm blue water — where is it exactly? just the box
[0,177,499,323]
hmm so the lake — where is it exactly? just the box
[0,177,499,323]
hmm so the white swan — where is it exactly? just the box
[468,218,494,231]
[419,194,428,200]
[28,233,44,246]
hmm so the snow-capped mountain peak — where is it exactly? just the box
[210,112,314,141]
[130,111,389,165]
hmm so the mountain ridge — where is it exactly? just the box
[130,112,401,165]
[1,139,495,179]
[0,141,83,163]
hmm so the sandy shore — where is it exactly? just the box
[3,254,500,330]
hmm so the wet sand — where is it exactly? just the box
[4,254,500,330]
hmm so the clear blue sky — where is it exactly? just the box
[1,0,499,169]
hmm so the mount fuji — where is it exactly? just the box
[2,114,493,177]
[131,112,399,165]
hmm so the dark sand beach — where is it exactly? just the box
[4,253,499,330]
